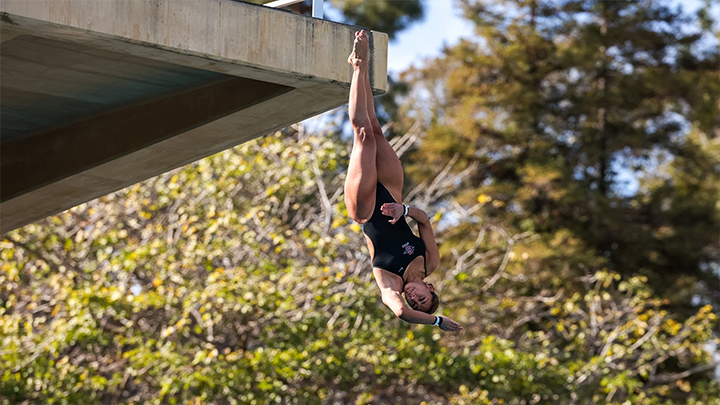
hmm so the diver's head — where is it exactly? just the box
[404,282,439,314]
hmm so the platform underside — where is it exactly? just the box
[0,0,388,232]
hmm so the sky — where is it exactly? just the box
[387,0,715,75]
[387,1,474,74]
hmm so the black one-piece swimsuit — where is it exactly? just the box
[361,182,426,278]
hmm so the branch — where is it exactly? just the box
[478,226,515,294]
[449,227,488,279]
[311,157,333,235]
[389,121,421,156]
[650,362,717,385]
[5,236,68,273]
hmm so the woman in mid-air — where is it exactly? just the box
[344,31,463,332]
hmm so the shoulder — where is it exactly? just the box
[373,268,403,291]
[373,268,407,317]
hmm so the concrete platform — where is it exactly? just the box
[0,0,387,233]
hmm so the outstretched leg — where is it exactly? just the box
[362,48,404,203]
[344,31,377,224]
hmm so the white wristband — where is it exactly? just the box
[403,204,409,216]
[433,316,440,326]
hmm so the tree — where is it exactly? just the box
[2,1,719,402]
[2,128,718,404]
[398,0,719,314]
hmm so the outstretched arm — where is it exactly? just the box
[373,269,463,332]
[380,288,463,331]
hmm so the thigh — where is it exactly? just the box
[374,133,404,203]
[344,126,378,223]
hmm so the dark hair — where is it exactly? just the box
[423,291,440,314]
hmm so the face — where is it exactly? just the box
[404,282,435,312]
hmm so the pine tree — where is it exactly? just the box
[400,0,719,313]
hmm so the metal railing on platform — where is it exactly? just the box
[264,0,323,19]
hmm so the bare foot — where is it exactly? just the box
[347,30,369,68]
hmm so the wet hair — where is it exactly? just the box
[422,291,439,315]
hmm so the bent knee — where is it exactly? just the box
[352,122,374,142]
[345,197,371,224]
[346,207,371,225]
[351,216,370,225]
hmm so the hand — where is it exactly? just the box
[438,316,463,332]
[381,203,404,224]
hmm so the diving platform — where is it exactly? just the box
[0,0,387,232]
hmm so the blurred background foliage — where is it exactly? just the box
[2,0,719,404]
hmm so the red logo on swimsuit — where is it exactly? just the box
[402,242,415,255]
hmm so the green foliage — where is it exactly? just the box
[329,0,424,40]
[2,130,718,404]
[399,0,720,314]
[1,1,718,403]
